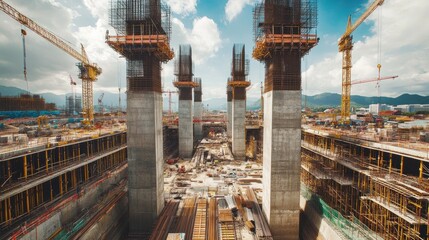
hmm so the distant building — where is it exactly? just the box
[369,104,390,115]
[0,94,56,111]
[394,104,429,113]
[368,104,429,114]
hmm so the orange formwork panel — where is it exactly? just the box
[227,80,251,88]
[173,81,199,88]
[253,34,318,60]
[106,34,174,62]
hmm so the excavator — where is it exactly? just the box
[0,0,102,125]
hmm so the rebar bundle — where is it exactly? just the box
[253,0,317,41]
[110,0,171,40]
[231,44,249,80]
[174,45,193,81]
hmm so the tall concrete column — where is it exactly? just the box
[179,99,193,158]
[232,99,246,158]
[252,1,317,238]
[229,44,249,159]
[194,102,202,140]
[128,91,164,234]
[194,78,203,140]
[227,86,232,137]
[174,45,195,159]
[261,52,302,239]
[107,0,175,236]
[262,90,301,238]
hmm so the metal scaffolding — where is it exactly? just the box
[301,130,429,240]
[253,0,318,61]
[108,0,173,93]
[0,94,56,111]
[110,0,170,39]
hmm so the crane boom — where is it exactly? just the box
[351,75,398,85]
[0,0,102,124]
[339,0,385,45]
[0,1,88,64]
[338,0,385,123]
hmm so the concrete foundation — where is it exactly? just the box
[227,101,232,137]
[232,99,246,159]
[127,92,164,234]
[262,90,301,239]
[194,101,203,140]
[179,100,193,158]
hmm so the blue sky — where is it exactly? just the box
[0,0,428,103]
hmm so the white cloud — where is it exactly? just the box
[172,17,222,64]
[82,0,109,23]
[304,0,429,97]
[225,0,255,22]
[165,0,197,16]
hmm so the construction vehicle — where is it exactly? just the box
[37,115,49,130]
[178,165,186,173]
[338,0,385,123]
[166,158,179,165]
[0,0,102,125]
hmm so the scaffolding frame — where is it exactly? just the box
[301,130,429,239]
[108,0,174,93]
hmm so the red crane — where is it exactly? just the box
[352,63,398,102]
[163,90,178,115]
[351,75,398,85]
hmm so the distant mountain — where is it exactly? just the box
[249,93,429,110]
[2,85,428,111]
[305,93,429,108]
[0,85,126,109]
[0,85,28,96]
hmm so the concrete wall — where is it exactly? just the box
[21,213,61,240]
[227,101,232,137]
[179,100,193,158]
[300,196,344,240]
[194,102,203,140]
[262,90,301,239]
[127,92,164,234]
[80,194,128,240]
[232,99,246,159]
[21,165,127,240]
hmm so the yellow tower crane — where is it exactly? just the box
[339,0,384,123]
[0,0,102,124]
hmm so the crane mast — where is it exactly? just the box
[0,0,102,123]
[339,0,385,122]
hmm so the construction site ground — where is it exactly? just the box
[155,133,271,239]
